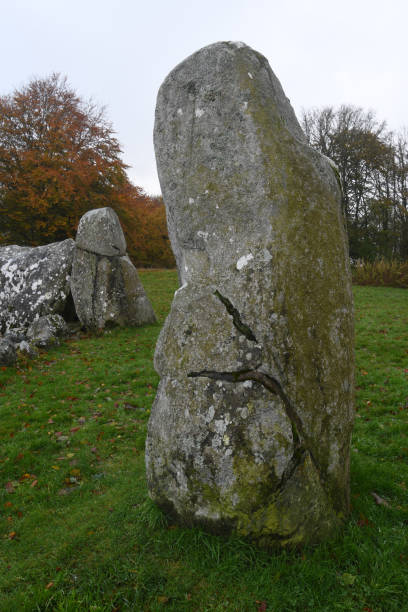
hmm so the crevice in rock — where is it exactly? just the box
[75,245,123,259]
[188,366,325,493]
[188,366,301,447]
[91,254,101,327]
[213,290,257,342]
[188,291,328,500]
[62,291,78,322]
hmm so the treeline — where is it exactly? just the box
[1,74,407,268]
[302,106,408,261]
[0,74,175,268]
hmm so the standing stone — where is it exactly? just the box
[0,239,75,333]
[70,207,156,329]
[146,42,354,546]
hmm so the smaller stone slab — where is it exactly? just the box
[27,314,68,348]
[0,239,75,333]
[0,337,17,366]
[75,207,127,256]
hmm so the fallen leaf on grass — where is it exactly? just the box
[45,581,54,589]
[357,513,373,527]
[157,596,169,604]
[7,531,17,540]
[30,479,38,488]
[5,482,15,493]
[371,491,390,507]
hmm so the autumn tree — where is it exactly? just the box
[0,73,128,244]
[115,184,175,268]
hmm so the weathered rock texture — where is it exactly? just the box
[71,207,156,329]
[27,314,68,348]
[0,239,74,333]
[0,337,17,366]
[146,42,355,546]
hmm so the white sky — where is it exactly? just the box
[1,0,407,195]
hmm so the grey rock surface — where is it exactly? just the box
[71,207,156,329]
[0,337,17,366]
[75,207,127,256]
[4,329,27,344]
[27,314,68,348]
[0,239,75,333]
[17,340,38,358]
[146,41,355,546]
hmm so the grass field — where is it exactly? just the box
[0,271,407,611]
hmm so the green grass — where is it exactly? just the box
[0,273,407,611]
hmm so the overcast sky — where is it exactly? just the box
[1,0,407,194]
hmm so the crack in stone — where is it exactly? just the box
[188,366,326,496]
[188,291,328,500]
[189,365,327,495]
[91,254,101,327]
[76,245,123,258]
[188,366,301,448]
[213,290,258,342]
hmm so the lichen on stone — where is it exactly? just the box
[146,41,354,547]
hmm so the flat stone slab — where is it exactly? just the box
[0,239,74,333]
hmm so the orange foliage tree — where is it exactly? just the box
[0,73,175,267]
[0,73,128,244]
[115,184,175,268]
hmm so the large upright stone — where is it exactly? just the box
[70,207,156,329]
[146,42,354,546]
[0,239,74,333]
